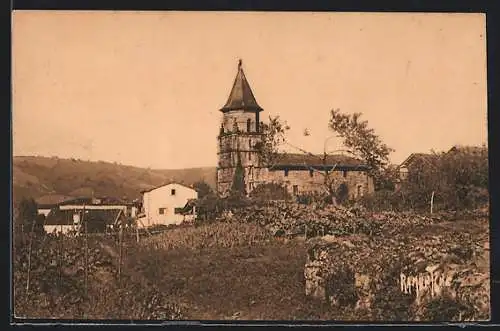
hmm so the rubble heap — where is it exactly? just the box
[304,215,489,321]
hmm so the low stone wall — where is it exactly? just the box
[304,218,489,321]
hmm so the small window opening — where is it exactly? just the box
[284,169,289,177]
[247,119,251,132]
[159,208,166,215]
[171,189,176,195]
[343,170,348,178]
[309,169,314,177]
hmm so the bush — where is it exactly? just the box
[359,190,405,212]
[249,183,292,202]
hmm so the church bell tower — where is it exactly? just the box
[216,60,264,196]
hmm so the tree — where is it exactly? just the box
[254,115,291,167]
[193,181,213,199]
[17,197,38,234]
[377,164,400,191]
[394,146,488,211]
[329,108,394,188]
[249,183,292,202]
[230,153,246,196]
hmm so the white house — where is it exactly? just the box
[139,183,198,227]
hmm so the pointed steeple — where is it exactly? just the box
[220,59,263,113]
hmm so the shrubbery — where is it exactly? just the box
[362,147,488,212]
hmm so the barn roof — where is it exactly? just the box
[220,59,263,113]
[44,208,123,226]
[400,153,440,168]
[269,153,369,171]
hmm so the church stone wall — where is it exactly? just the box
[253,168,374,199]
[221,110,259,133]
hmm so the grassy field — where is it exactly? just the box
[128,232,328,320]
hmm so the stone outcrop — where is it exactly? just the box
[304,216,489,321]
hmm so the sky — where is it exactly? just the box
[12,11,487,169]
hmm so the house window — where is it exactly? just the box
[174,208,183,214]
[249,152,252,161]
[309,169,314,177]
[284,169,289,177]
[247,119,252,132]
[293,185,299,195]
[357,185,363,197]
[343,170,348,178]
[159,208,166,215]
[171,189,176,196]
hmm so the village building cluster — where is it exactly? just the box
[33,60,485,234]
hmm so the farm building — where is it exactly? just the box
[43,207,128,234]
[36,194,139,219]
[397,153,440,181]
[36,194,138,234]
[216,60,374,198]
[138,183,198,227]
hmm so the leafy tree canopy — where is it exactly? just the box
[329,108,394,186]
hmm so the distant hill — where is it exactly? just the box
[12,156,217,205]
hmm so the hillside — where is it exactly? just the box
[12,156,217,205]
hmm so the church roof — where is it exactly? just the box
[220,59,263,113]
[270,153,369,171]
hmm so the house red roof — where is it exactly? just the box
[220,59,263,113]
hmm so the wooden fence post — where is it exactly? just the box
[25,219,36,294]
[430,191,435,214]
[118,221,123,288]
[84,220,88,298]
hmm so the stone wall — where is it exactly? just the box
[303,219,490,321]
[258,167,374,199]
[221,110,259,134]
[217,165,374,198]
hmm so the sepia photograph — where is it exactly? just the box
[12,11,489,322]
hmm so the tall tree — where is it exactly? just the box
[254,115,291,167]
[230,153,246,196]
[17,197,38,233]
[193,181,214,199]
[328,108,394,188]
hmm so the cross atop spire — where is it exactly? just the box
[220,59,263,113]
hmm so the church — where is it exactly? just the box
[216,60,374,200]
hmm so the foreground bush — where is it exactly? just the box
[13,232,183,320]
[216,201,488,239]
